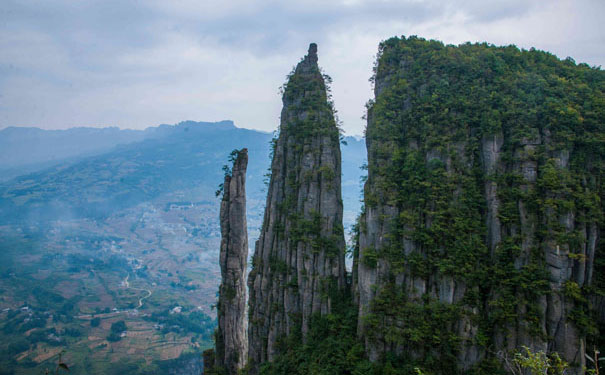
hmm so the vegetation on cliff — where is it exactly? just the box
[247,43,347,372]
[259,36,604,375]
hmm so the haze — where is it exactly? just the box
[1,0,604,135]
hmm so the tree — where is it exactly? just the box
[110,320,126,333]
[499,346,568,375]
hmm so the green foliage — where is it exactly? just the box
[280,53,341,144]
[363,284,462,374]
[106,320,127,341]
[215,183,224,197]
[500,346,569,375]
[106,331,122,342]
[361,247,378,268]
[7,337,29,355]
[220,285,237,302]
[259,294,373,375]
[144,309,215,336]
[216,148,246,197]
[110,320,127,333]
[259,290,458,375]
[360,35,604,373]
[258,33,605,373]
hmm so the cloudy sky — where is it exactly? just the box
[1,0,604,136]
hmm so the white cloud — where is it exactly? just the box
[0,0,603,135]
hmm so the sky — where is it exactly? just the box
[1,0,604,136]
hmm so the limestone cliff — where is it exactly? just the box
[247,43,346,370]
[356,36,604,374]
[214,148,249,373]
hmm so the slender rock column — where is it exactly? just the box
[247,43,346,371]
[215,148,249,373]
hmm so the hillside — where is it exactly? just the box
[0,125,152,181]
[0,120,366,374]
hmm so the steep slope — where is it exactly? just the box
[357,36,604,374]
[0,121,270,223]
[0,124,172,181]
[0,122,365,227]
[215,149,249,373]
[247,44,347,370]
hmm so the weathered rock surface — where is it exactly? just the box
[215,148,249,373]
[356,36,603,374]
[165,352,204,375]
[247,43,346,371]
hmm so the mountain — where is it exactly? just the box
[356,36,604,374]
[246,43,347,373]
[0,121,231,176]
[0,120,364,226]
[0,121,270,223]
[8,35,600,375]
[213,149,249,373]
[0,120,365,374]
[0,125,147,181]
[246,38,605,375]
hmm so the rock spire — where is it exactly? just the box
[214,148,249,373]
[247,43,346,371]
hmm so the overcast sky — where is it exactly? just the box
[1,0,604,136]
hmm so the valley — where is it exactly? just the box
[0,194,224,374]
[0,121,365,374]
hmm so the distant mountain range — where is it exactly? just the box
[0,120,366,228]
[0,125,153,181]
[0,122,228,177]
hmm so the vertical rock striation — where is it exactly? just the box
[247,43,346,371]
[356,36,604,374]
[215,148,249,373]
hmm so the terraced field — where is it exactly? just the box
[0,122,365,374]
[0,195,223,374]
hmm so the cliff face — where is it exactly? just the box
[247,43,346,370]
[357,36,604,373]
[215,149,249,373]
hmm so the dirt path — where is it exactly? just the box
[123,274,152,309]
[77,272,153,320]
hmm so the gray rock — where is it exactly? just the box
[215,149,249,373]
[355,40,600,374]
[247,44,346,372]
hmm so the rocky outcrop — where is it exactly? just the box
[356,36,603,374]
[247,43,346,371]
[214,148,249,373]
[164,352,204,375]
[202,349,215,374]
